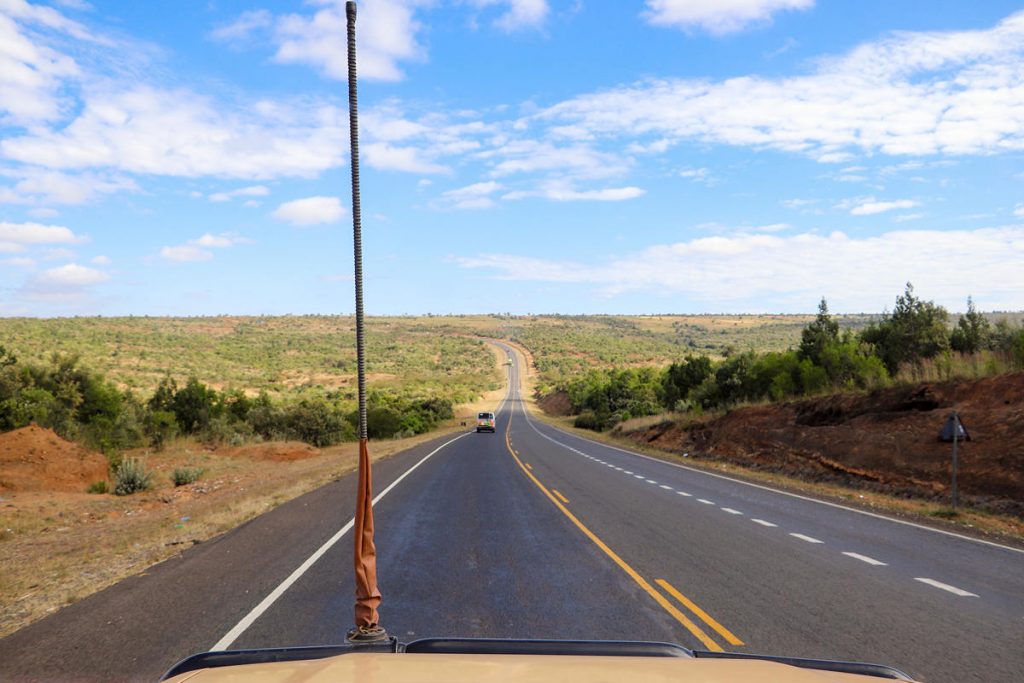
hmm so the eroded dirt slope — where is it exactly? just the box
[0,426,108,493]
[617,373,1024,516]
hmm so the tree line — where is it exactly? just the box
[564,285,1024,431]
[0,350,454,459]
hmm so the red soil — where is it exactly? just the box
[0,425,108,493]
[617,373,1024,516]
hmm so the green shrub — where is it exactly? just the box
[86,480,108,494]
[171,467,203,487]
[114,458,152,496]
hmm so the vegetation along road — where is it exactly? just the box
[1,345,1021,683]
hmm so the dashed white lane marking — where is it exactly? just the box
[697,499,715,505]
[843,552,887,566]
[720,508,743,515]
[677,491,692,497]
[659,484,673,490]
[614,467,623,471]
[634,474,645,479]
[915,578,978,597]
[790,533,824,544]
[751,519,777,527]
[645,479,658,484]
[624,470,634,475]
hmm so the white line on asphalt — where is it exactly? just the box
[516,408,1024,555]
[698,499,715,505]
[915,578,978,597]
[614,467,623,471]
[624,470,634,475]
[751,519,778,527]
[646,479,658,484]
[677,491,692,497]
[790,533,824,544]
[634,474,645,479]
[211,431,473,651]
[660,485,673,490]
[721,508,743,515]
[843,552,887,566]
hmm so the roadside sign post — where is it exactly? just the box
[940,411,968,510]
[951,411,959,510]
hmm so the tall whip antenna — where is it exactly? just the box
[346,0,386,643]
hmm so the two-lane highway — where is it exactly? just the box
[1,344,1021,682]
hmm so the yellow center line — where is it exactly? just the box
[503,407,725,652]
[525,463,533,471]
[656,579,744,646]
[552,489,569,504]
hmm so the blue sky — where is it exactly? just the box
[1,0,1023,316]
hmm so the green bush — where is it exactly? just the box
[114,458,152,496]
[86,480,108,494]
[171,467,203,487]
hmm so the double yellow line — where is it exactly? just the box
[503,408,742,653]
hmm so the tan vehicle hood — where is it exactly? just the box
[166,652,909,683]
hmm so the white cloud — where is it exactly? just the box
[439,181,503,209]
[209,10,272,43]
[90,254,110,264]
[2,87,347,180]
[457,226,1024,311]
[643,0,814,35]
[34,263,109,287]
[363,142,449,174]
[1015,204,1024,217]
[467,0,550,32]
[546,186,646,201]
[535,11,1024,161]
[28,207,59,218]
[160,233,248,262]
[0,221,82,245]
[849,198,920,216]
[209,185,270,202]
[4,257,35,268]
[0,169,139,205]
[218,0,428,82]
[272,196,346,225]
[161,245,212,262]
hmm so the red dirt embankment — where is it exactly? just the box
[616,373,1024,517]
[0,425,108,492]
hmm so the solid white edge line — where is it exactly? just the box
[212,350,527,651]
[914,577,978,597]
[842,551,887,566]
[211,430,472,651]
[790,533,824,544]
[516,401,1024,555]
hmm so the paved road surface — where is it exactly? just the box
[1,343,1022,682]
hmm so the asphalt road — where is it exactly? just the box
[1,343,1022,682]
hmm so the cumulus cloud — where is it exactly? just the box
[272,196,346,225]
[213,0,428,82]
[1015,204,1024,217]
[90,254,110,264]
[20,262,109,305]
[0,221,83,252]
[457,226,1024,311]
[643,0,814,35]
